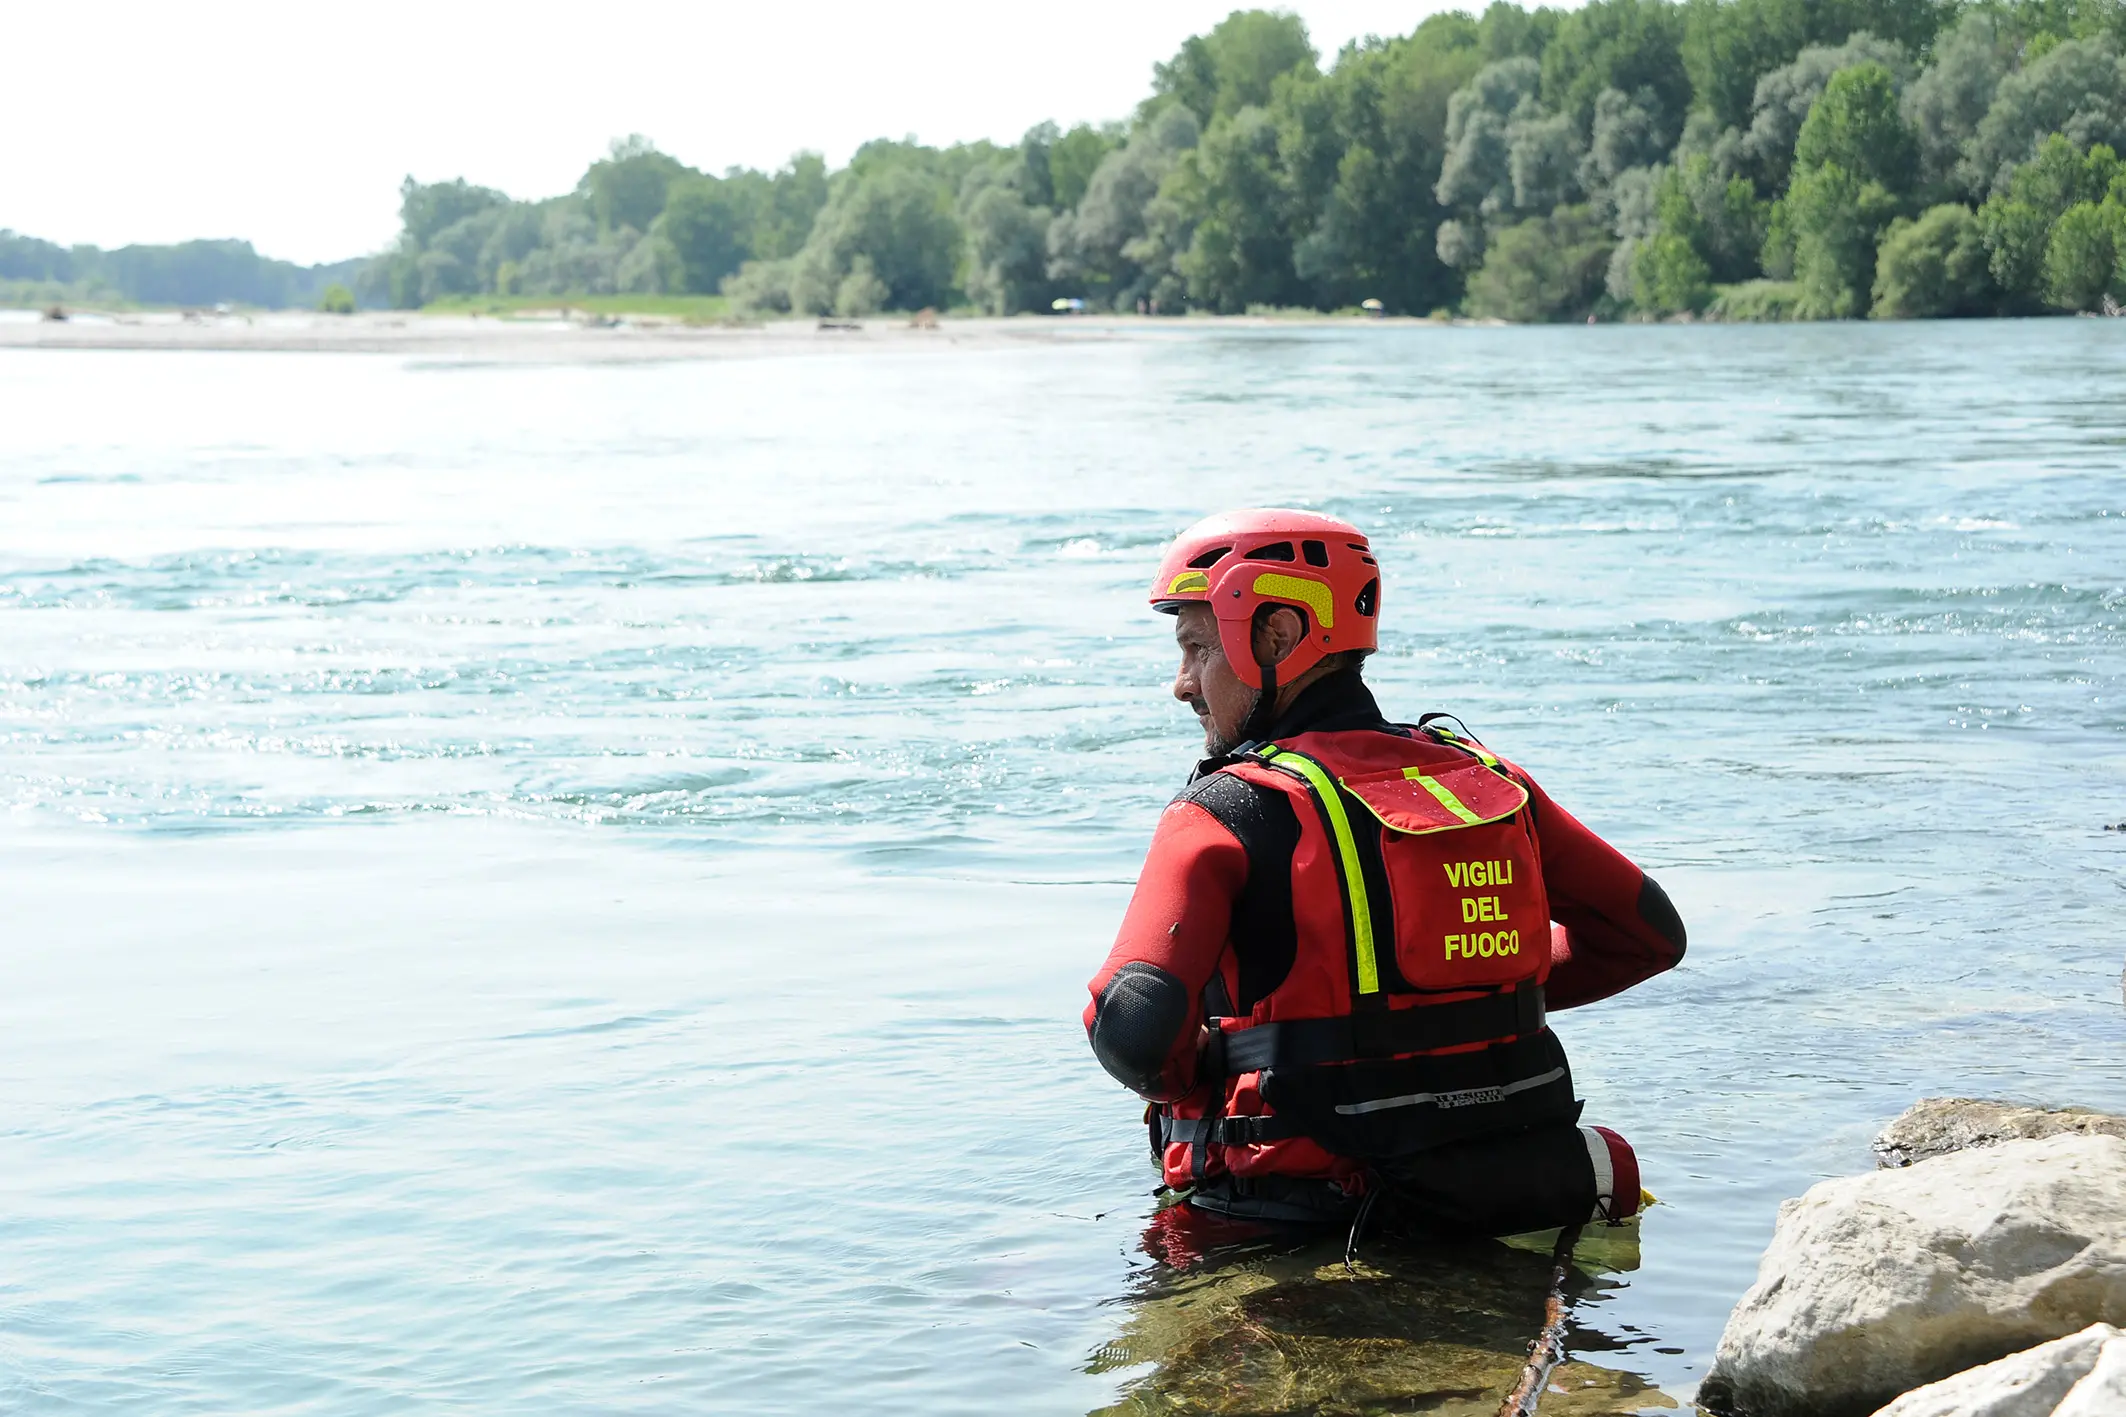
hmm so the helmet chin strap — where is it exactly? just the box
[1236,612,1284,747]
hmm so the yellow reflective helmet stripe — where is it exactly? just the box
[1258,745,1378,995]
[1403,767,1485,825]
[1251,572,1334,629]
[1165,570,1210,595]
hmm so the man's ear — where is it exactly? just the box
[1253,606,1307,667]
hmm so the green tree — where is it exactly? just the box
[787,161,962,313]
[662,177,756,293]
[959,159,1055,314]
[1050,123,1123,210]
[1628,151,1765,311]
[1685,0,1948,134]
[2040,195,2126,305]
[397,177,508,248]
[580,136,692,235]
[834,255,890,316]
[1870,202,1995,314]
[1960,34,2126,194]
[1782,160,1905,313]
[1795,61,1920,189]
[1902,12,2015,198]
[1464,204,1614,318]
[1436,58,1544,214]
[1047,104,1201,307]
[1977,193,2056,293]
[1976,134,2123,301]
[1175,106,1305,311]
[1151,9,1320,126]
[1540,0,1692,134]
[1479,0,1562,62]
[317,282,356,314]
[753,154,831,260]
[1633,229,1715,310]
[1758,62,1917,315]
[1741,34,1911,193]
[1586,85,1673,182]
[1282,14,1483,312]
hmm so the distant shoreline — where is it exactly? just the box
[0,309,1484,360]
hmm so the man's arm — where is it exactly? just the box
[1513,767,1686,1009]
[1082,795,1248,1102]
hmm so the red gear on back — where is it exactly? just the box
[1150,510,1381,689]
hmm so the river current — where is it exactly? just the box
[2,321,2123,1413]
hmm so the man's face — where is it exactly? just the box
[1172,604,1257,755]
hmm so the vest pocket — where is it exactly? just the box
[1379,816,1549,991]
[1256,1030,1578,1160]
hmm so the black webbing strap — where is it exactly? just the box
[1213,982,1546,1076]
[1160,1113,1309,1146]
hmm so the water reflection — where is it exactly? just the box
[1096,1204,1672,1415]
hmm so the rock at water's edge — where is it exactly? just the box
[2052,1334,2126,1416]
[1869,1325,2118,1416]
[1875,1098,2126,1169]
[1699,1133,2126,1417]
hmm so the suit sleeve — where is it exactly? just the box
[1509,764,1686,1009]
[1082,797,1247,1102]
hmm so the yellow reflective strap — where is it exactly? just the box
[1403,767,1485,825]
[1432,728,1499,768]
[1260,747,1378,995]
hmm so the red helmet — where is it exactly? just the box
[1149,509,1381,689]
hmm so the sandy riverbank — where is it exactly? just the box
[0,308,1454,361]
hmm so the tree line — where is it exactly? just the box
[0,232,362,311]
[10,1,2122,319]
[367,0,2126,320]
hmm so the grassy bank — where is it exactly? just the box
[421,293,732,322]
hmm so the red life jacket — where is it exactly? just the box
[1157,724,1576,1191]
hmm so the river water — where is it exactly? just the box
[2,321,2123,1414]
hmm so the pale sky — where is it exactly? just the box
[0,1,1505,266]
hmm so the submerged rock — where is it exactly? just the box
[1094,1216,1673,1415]
[1699,1133,2126,1417]
[1869,1324,2118,1416]
[1874,1098,2126,1169]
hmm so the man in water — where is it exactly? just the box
[1084,509,1685,1233]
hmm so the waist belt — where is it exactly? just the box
[1208,982,1546,1077]
[1160,1113,1309,1146]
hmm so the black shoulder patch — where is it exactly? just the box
[1173,768,1276,826]
[1174,770,1302,1013]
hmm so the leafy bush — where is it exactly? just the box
[1463,205,1613,319]
[1705,279,1804,321]
[317,283,356,314]
[1870,204,1993,316]
[1977,135,2123,304]
[2042,197,2126,308]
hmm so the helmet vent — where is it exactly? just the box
[1302,539,1329,567]
[1186,546,1232,569]
[1244,541,1296,562]
[1355,578,1379,616]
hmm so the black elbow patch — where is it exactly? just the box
[1638,874,1686,961]
[1091,962,1192,1094]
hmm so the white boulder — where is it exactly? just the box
[1699,1133,2126,1417]
[2052,1334,2126,1417]
[1869,1325,2118,1417]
